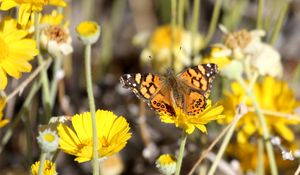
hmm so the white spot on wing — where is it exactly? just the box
[207,64,211,68]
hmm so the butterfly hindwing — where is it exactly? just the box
[184,90,206,115]
[149,91,175,116]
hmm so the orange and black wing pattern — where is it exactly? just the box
[178,63,218,115]
[120,73,175,116]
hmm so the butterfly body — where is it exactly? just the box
[120,64,218,116]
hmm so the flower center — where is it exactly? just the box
[0,36,9,60]
[100,136,109,147]
[44,25,68,43]
[43,133,55,142]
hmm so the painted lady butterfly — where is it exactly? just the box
[120,64,218,116]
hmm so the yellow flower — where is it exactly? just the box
[0,0,66,26]
[156,154,177,175]
[140,25,204,74]
[0,17,38,90]
[31,160,57,175]
[58,110,132,163]
[76,21,100,45]
[159,101,224,134]
[0,97,9,128]
[219,76,300,143]
[226,141,299,173]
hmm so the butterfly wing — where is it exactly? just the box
[178,63,218,115]
[120,73,175,116]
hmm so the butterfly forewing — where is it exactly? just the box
[120,73,175,116]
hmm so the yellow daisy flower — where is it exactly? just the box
[0,97,9,128]
[58,110,132,163]
[219,76,300,143]
[226,141,299,173]
[0,17,38,90]
[159,100,224,134]
[0,0,67,26]
[31,160,57,175]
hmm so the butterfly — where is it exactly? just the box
[120,64,218,116]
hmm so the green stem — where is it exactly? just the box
[237,77,278,175]
[0,80,41,153]
[175,132,187,175]
[269,1,289,45]
[207,109,242,175]
[37,152,47,175]
[257,138,265,175]
[256,0,264,29]
[85,44,99,175]
[50,56,63,107]
[191,0,200,56]
[204,0,222,47]
[178,0,185,28]
[171,0,177,70]
[34,12,51,122]
[292,61,300,89]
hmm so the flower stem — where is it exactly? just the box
[237,77,278,175]
[257,138,265,175]
[50,56,63,107]
[175,132,187,175]
[171,0,177,70]
[269,1,289,45]
[37,152,46,175]
[34,12,51,122]
[256,0,264,29]
[207,107,243,175]
[84,44,99,175]
[204,0,222,47]
[191,0,200,56]
[177,0,185,28]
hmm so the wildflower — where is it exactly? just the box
[31,160,57,175]
[37,129,59,153]
[76,21,100,45]
[40,11,73,57]
[208,28,283,77]
[0,17,38,90]
[57,110,132,163]
[159,100,224,134]
[0,0,66,26]
[140,25,204,73]
[219,76,300,143]
[0,98,9,128]
[156,154,177,175]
